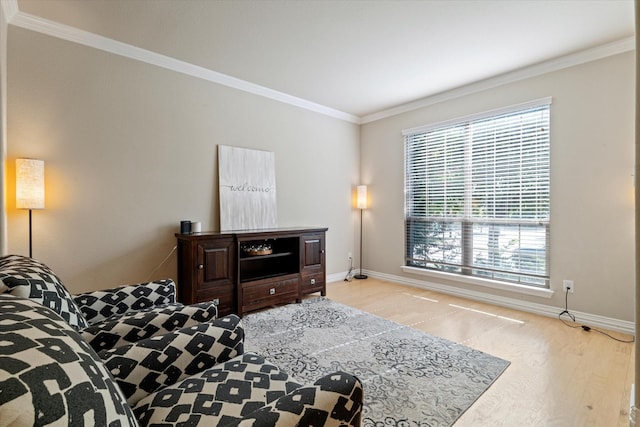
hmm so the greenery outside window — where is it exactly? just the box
[403,98,551,288]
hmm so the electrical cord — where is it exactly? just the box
[145,245,177,281]
[558,286,575,322]
[559,287,634,343]
[344,257,354,282]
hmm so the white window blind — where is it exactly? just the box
[404,99,551,287]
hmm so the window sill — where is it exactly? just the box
[400,266,554,299]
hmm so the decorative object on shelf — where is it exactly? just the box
[179,220,202,234]
[242,243,273,256]
[218,145,277,231]
[16,158,45,258]
[355,185,368,280]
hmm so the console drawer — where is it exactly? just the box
[300,272,325,295]
[241,276,299,314]
[196,284,235,317]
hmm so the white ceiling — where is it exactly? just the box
[12,0,637,121]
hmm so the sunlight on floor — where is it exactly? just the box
[401,291,524,324]
[448,303,525,324]
[403,292,439,303]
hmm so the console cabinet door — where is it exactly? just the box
[300,232,326,296]
[195,238,235,316]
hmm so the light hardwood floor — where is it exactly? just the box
[324,278,635,427]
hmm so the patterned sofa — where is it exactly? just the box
[0,255,364,425]
[0,254,219,353]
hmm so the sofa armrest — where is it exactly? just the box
[73,279,177,324]
[99,314,244,406]
[79,301,218,352]
[237,372,363,427]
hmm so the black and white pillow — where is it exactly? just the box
[0,254,88,329]
[74,280,178,325]
[132,353,303,427]
[100,314,245,405]
[0,294,139,426]
[80,301,219,353]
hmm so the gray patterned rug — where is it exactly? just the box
[242,297,510,427]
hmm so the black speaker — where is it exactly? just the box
[180,220,191,234]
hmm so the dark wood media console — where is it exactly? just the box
[175,227,327,317]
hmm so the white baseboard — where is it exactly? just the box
[327,270,635,335]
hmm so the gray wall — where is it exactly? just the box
[5,22,636,324]
[361,51,636,321]
[6,27,360,293]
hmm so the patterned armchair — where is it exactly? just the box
[0,254,218,352]
[0,255,364,425]
[0,295,363,425]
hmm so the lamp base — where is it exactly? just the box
[354,274,368,280]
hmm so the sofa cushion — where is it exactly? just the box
[0,254,88,329]
[0,294,139,426]
[240,372,364,426]
[80,301,218,353]
[100,314,245,405]
[74,280,178,325]
[132,353,302,427]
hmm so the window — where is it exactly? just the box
[403,98,551,288]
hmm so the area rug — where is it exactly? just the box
[242,297,510,427]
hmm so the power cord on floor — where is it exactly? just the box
[344,257,354,282]
[559,287,634,343]
[558,286,575,322]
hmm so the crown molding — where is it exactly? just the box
[361,36,635,124]
[4,1,634,126]
[6,8,361,124]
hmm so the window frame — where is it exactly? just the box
[402,98,552,291]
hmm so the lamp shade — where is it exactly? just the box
[356,185,368,210]
[16,159,45,210]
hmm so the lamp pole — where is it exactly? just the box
[28,209,33,258]
[355,208,367,279]
[355,185,368,280]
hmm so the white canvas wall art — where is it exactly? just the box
[218,145,277,231]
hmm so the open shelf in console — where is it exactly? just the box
[239,237,299,283]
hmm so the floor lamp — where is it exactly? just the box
[16,159,45,258]
[355,185,368,280]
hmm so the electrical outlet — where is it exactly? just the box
[348,252,353,260]
[563,280,574,293]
